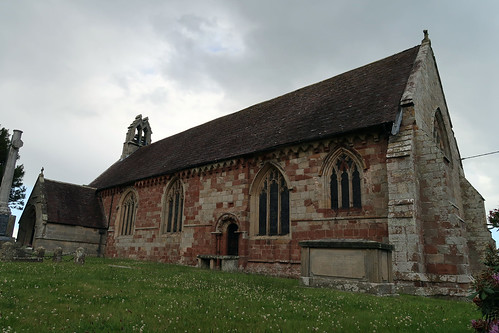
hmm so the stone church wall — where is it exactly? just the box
[461,177,493,273]
[35,224,104,255]
[413,47,473,283]
[386,42,491,295]
[102,129,392,277]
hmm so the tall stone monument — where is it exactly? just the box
[0,130,23,243]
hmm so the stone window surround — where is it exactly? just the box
[249,162,292,238]
[160,178,185,234]
[116,187,138,237]
[320,147,366,210]
[433,108,452,164]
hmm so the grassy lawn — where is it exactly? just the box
[0,257,477,332]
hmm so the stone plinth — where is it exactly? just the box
[0,214,9,235]
[299,239,395,295]
[0,214,15,244]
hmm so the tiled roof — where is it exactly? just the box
[44,179,107,229]
[90,45,420,189]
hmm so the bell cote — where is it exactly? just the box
[121,114,152,160]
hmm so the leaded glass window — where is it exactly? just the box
[329,153,362,209]
[120,191,137,236]
[258,168,290,236]
[163,179,184,233]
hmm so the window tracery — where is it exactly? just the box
[119,191,137,236]
[257,167,290,236]
[162,179,184,233]
[329,152,362,209]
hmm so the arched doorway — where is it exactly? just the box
[227,223,239,256]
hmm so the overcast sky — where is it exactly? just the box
[2,1,498,240]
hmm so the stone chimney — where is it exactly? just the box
[121,115,152,160]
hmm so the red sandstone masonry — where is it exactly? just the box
[103,132,391,276]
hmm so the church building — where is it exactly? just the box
[18,32,493,296]
[16,171,107,254]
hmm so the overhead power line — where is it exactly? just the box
[461,150,499,161]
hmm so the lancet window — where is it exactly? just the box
[119,191,137,236]
[433,110,452,160]
[162,179,184,233]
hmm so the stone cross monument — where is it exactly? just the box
[0,130,23,242]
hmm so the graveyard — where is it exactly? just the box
[0,255,476,332]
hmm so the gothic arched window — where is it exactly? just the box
[329,153,362,209]
[433,109,452,161]
[162,179,184,233]
[120,191,137,236]
[256,167,290,236]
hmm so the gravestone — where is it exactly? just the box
[0,215,8,235]
[35,246,45,259]
[53,247,63,262]
[1,241,15,261]
[74,247,85,265]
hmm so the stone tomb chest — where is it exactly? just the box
[299,239,395,295]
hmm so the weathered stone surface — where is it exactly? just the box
[0,241,15,261]
[74,247,85,265]
[312,249,366,279]
[35,246,45,258]
[300,239,394,294]
[0,130,23,233]
[16,172,106,256]
[53,247,63,262]
[301,277,396,296]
